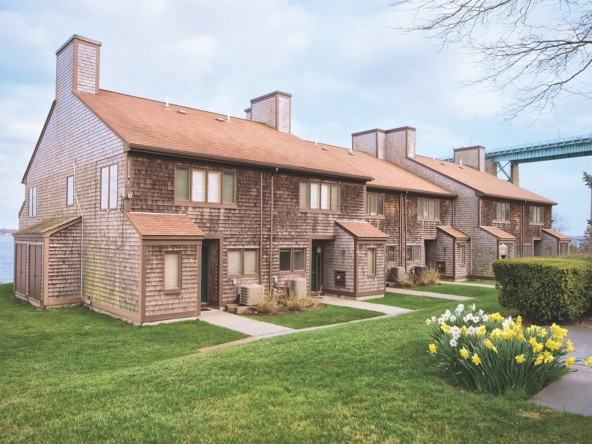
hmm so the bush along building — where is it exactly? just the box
[351,128,570,279]
[13,35,568,324]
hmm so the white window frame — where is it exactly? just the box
[299,181,340,212]
[66,176,74,206]
[175,167,236,205]
[164,251,181,292]
[417,198,440,221]
[227,248,259,276]
[529,206,544,224]
[100,164,118,210]
[28,187,37,217]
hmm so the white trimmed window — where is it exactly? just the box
[406,245,421,262]
[418,198,440,220]
[367,248,376,275]
[164,252,181,291]
[176,167,235,205]
[366,193,384,216]
[228,248,259,275]
[67,176,74,206]
[279,248,306,272]
[493,202,510,222]
[100,164,118,210]
[530,206,543,224]
[299,181,340,211]
[28,187,37,217]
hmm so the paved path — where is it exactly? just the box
[530,325,592,416]
[440,281,495,288]
[386,288,473,301]
[199,309,294,336]
[321,296,413,315]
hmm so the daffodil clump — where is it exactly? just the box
[426,304,592,396]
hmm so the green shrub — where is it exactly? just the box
[492,256,592,323]
[426,304,585,396]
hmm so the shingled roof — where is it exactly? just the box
[412,155,556,205]
[126,212,204,238]
[336,221,388,240]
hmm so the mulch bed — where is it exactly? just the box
[243,303,327,317]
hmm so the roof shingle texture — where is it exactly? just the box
[126,212,204,237]
[480,226,517,240]
[413,156,556,204]
[336,221,388,239]
[542,228,571,241]
[437,226,470,241]
[14,216,80,235]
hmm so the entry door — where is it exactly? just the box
[15,244,26,294]
[311,245,322,292]
[28,245,42,301]
[201,245,207,304]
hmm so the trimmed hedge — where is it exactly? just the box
[492,256,592,323]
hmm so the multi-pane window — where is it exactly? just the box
[279,248,306,272]
[493,202,510,222]
[530,206,543,224]
[523,244,532,257]
[299,181,340,211]
[459,244,466,265]
[164,252,181,291]
[387,246,396,263]
[417,198,440,220]
[67,176,74,206]
[406,245,421,262]
[176,167,235,204]
[228,249,258,275]
[367,249,376,275]
[100,164,118,210]
[28,187,37,217]
[366,193,384,216]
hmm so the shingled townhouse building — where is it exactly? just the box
[13,35,568,324]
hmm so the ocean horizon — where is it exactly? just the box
[0,235,13,283]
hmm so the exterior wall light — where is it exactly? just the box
[499,243,508,259]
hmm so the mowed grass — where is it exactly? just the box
[246,304,383,329]
[369,293,452,310]
[417,283,499,299]
[1,283,591,443]
[464,279,496,286]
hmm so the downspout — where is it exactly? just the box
[259,170,263,285]
[521,201,525,257]
[404,191,408,271]
[269,168,279,289]
[73,160,83,299]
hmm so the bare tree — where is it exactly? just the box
[551,211,571,233]
[388,1,592,119]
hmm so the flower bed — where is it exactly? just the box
[426,304,592,396]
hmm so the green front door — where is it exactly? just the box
[311,247,316,291]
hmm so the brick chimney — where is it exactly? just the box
[55,35,101,99]
[352,126,416,163]
[245,91,291,133]
[453,146,485,172]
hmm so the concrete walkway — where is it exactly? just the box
[386,287,473,301]
[440,281,495,288]
[321,296,413,315]
[199,309,294,336]
[530,325,592,416]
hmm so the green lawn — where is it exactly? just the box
[368,293,449,310]
[1,283,590,443]
[417,283,500,299]
[246,304,383,329]
[463,279,497,286]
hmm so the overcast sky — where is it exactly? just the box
[1,0,591,235]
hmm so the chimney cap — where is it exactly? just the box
[250,90,292,104]
[56,34,102,55]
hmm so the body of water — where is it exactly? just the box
[0,235,14,283]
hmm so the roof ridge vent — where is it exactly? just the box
[165,95,170,110]
[227,110,231,123]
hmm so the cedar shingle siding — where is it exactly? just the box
[14,35,568,324]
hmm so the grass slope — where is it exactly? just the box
[1,284,590,443]
[246,304,383,329]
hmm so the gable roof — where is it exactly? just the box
[542,228,571,241]
[14,216,81,236]
[75,90,373,182]
[437,226,470,241]
[412,155,556,205]
[126,212,204,238]
[22,101,56,184]
[336,221,388,240]
[480,226,516,241]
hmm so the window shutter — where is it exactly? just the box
[192,169,206,202]
[175,168,190,201]
[223,172,235,204]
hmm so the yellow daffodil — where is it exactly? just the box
[472,354,482,365]
[566,339,575,353]
[565,357,576,366]
[477,326,487,337]
[543,351,554,364]
[529,337,538,347]
[585,357,592,367]
[441,324,451,334]
[545,339,561,351]
[484,339,498,353]
[534,354,544,366]
[460,348,470,359]
[515,354,526,364]
[533,343,544,353]
[516,315,522,324]
[538,329,547,338]
[517,333,526,342]
[429,343,437,354]
[461,326,468,336]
